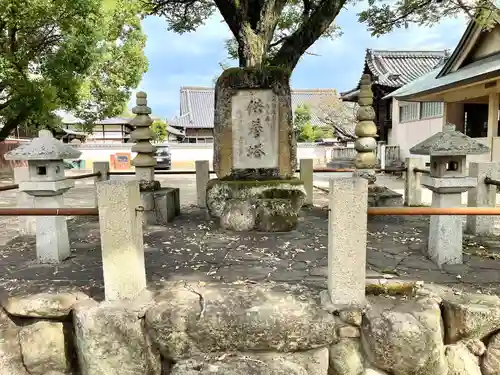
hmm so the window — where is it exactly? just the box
[420,102,443,119]
[399,102,419,122]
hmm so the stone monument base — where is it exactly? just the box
[141,187,180,225]
[367,185,403,207]
[206,178,306,232]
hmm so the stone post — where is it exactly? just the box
[14,166,35,235]
[195,160,210,207]
[300,159,314,206]
[379,143,386,171]
[96,180,147,301]
[326,177,368,307]
[354,74,378,180]
[404,157,424,206]
[92,162,110,207]
[466,162,499,235]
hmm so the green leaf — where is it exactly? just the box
[0,0,148,139]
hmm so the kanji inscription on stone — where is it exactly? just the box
[232,90,279,169]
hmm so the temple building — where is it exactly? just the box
[388,10,500,163]
[341,49,449,143]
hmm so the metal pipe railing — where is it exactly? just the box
[66,171,101,180]
[0,206,498,217]
[368,207,500,216]
[0,208,98,216]
[0,184,19,192]
[107,167,406,176]
[413,168,430,174]
[484,177,500,186]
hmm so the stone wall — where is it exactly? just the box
[2,281,500,375]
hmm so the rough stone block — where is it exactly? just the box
[19,321,73,375]
[206,178,305,219]
[255,199,298,232]
[327,177,368,308]
[144,281,338,361]
[466,162,499,236]
[73,300,161,375]
[96,180,146,301]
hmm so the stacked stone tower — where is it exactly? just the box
[131,92,159,190]
[130,91,180,224]
[354,74,378,174]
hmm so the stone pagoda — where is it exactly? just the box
[206,67,306,232]
[354,74,403,206]
[130,92,180,224]
[410,123,489,266]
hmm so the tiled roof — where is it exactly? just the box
[341,49,450,98]
[171,86,357,130]
[62,116,162,126]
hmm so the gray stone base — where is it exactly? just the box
[3,283,500,375]
[206,178,306,232]
[368,185,403,207]
[140,187,180,225]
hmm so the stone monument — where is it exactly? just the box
[130,92,180,224]
[207,67,306,232]
[355,74,403,206]
[410,123,489,266]
[5,130,81,263]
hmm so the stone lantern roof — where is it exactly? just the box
[410,123,490,156]
[5,130,81,161]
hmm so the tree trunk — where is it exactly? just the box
[0,115,25,141]
[237,25,267,67]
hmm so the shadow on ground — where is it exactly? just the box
[2,204,500,300]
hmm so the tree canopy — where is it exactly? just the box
[0,0,148,140]
[146,0,499,72]
[151,119,168,142]
[294,103,331,142]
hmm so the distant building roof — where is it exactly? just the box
[62,116,162,126]
[386,14,500,101]
[171,86,356,130]
[341,49,450,100]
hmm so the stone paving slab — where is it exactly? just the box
[0,176,500,300]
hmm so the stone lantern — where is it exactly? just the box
[409,123,489,266]
[5,130,82,263]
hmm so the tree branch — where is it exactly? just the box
[0,110,29,141]
[270,0,346,70]
[212,0,244,37]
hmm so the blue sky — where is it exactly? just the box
[129,3,468,119]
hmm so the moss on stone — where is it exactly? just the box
[217,66,292,89]
[365,282,417,296]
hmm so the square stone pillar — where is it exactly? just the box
[14,166,35,235]
[92,162,110,207]
[96,180,146,301]
[327,177,368,307]
[196,160,210,207]
[404,157,424,206]
[466,162,499,235]
[300,159,314,206]
[34,195,71,263]
[428,193,463,265]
